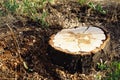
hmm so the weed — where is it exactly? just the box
[3,0,19,14]
[97,59,107,70]
[88,2,96,9]
[97,61,120,80]
[0,10,5,16]
[94,72,102,80]
[103,61,120,80]
[95,4,106,14]
[40,11,49,27]
[21,0,38,18]
[77,0,106,14]
[88,2,106,14]
[78,0,88,5]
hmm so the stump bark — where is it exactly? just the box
[48,26,110,74]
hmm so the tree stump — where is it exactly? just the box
[48,26,110,74]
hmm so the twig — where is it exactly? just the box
[6,24,29,70]
[6,24,20,56]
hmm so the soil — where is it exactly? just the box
[0,0,120,80]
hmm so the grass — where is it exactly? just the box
[88,2,106,14]
[78,0,88,5]
[97,61,120,80]
[3,0,19,14]
[97,59,107,71]
[0,0,54,27]
[103,61,120,80]
[78,0,106,14]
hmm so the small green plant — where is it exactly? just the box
[88,2,106,14]
[77,0,106,14]
[21,0,38,18]
[0,9,5,16]
[97,59,107,70]
[3,0,19,13]
[94,72,102,80]
[97,61,120,80]
[78,0,87,5]
[103,61,120,80]
[40,11,49,27]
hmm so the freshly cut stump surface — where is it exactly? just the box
[49,26,110,74]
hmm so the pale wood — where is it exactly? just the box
[49,26,108,55]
